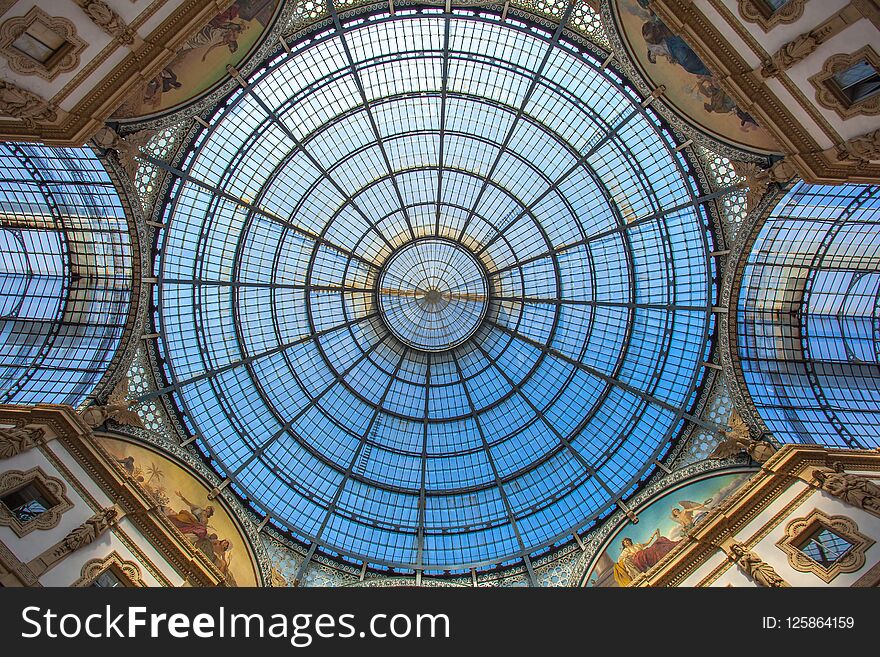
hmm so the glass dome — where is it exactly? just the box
[153,9,715,572]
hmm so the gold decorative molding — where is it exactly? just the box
[759,5,861,78]
[0,6,87,80]
[0,424,46,459]
[0,537,40,586]
[776,509,874,583]
[651,0,880,183]
[73,550,146,587]
[0,79,57,128]
[811,461,880,517]
[738,0,808,32]
[836,127,880,163]
[0,404,228,586]
[635,445,880,587]
[810,46,880,118]
[0,467,73,538]
[0,0,249,145]
[28,506,119,577]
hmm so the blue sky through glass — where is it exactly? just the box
[155,11,714,571]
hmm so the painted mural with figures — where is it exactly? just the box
[613,0,779,153]
[97,436,259,586]
[113,0,279,120]
[584,469,755,587]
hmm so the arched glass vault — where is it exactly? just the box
[738,182,880,449]
[150,9,717,573]
[0,143,132,407]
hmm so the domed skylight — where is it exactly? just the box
[153,9,715,573]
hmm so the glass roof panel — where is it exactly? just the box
[155,11,713,570]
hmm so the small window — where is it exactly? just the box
[831,59,880,105]
[11,20,68,65]
[90,567,128,588]
[759,0,790,16]
[796,526,854,568]
[0,482,53,524]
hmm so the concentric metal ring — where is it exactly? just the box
[377,238,489,351]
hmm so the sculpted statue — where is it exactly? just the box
[761,29,826,78]
[835,129,880,165]
[0,425,45,459]
[732,158,797,211]
[709,410,776,463]
[0,81,57,127]
[92,125,155,183]
[813,462,880,517]
[79,375,144,429]
[729,543,790,587]
[73,0,135,44]
[59,507,117,554]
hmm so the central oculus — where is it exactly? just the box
[377,238,489,352]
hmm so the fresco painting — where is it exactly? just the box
[585,470,754,587]
[616,0,779,153]
[97,436,259,586]
[113,0,278,119]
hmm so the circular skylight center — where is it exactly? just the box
[378,239,488,351]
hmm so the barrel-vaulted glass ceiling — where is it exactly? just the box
[152,9,715,572]
[0,143,131,407]
[738,183,880,449]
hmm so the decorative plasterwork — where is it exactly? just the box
[0,7,87,80]
[73,551,146,587]
[0,467,73,538]
[738,0,807,32]
[776,509,875,583]
[636,445,880,587]
[810,47,880,119]
[649,0,880,182]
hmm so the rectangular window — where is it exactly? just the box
[90,567,128,588]
[11,20,67,65]
[831,58,880,105]
[797,526,854,568]
[0,482,52,523]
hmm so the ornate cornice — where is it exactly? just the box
[0,0,247,145]
[649,0,880,183]
[639,444,880,586]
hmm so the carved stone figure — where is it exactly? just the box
[760,27,831,78]
[813,462,880,517]
[269,566,288,587]
[0,425,44,459]
[73,0,135,45]
[0,81,57,127]
[835,129,880,165]
[733,158,797,211]
[79,374,144,429]
[709,409,776,463]
[59,507,117,555]
[92,125,155,182]
[729,543,790,587]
